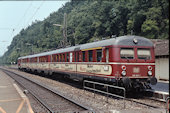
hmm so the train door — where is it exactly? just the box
[75,51,78,79]
[106,48,109,63]
[70,52,73,62]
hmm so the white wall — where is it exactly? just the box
[155,56,169,81]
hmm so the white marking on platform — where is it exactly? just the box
[13,84,26,98]
[0,86,7,88]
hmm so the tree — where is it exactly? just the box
[141,20,159,39]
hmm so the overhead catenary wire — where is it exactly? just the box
[25,0,45,29]
[10,1,33,39]
[16,1,33,30]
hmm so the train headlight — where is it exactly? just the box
[121,71,126,76]
[122,65,126,70]
[148,71,152,76]
[148,66,152,70]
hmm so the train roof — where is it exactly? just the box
[18,35,153,59]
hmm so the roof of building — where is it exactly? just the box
[151,39,169,56]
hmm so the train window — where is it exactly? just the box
[82,51,85,62]
[52,55,55,62]
[66,53,69,62]
[137,48,151,60]
[88,50,93,62]
[97,49,102,62]
[77,52,79,62]
[56,55,58,62]
[63,54,65,62]
[120,48,134,59]
[74,52,76,62]
[57,55,59,62]
[60,54,62,62]
[58,55,59,62]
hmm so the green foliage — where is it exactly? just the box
[0,0,169,65]
[141,20,159,39]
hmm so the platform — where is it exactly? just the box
[0,70,33,113]
[151,80,169,93]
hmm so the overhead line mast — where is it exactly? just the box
[63,13,68,48]
[53,13,68,48]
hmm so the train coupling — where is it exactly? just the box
[122,77,131,87]
[147,77,157,85]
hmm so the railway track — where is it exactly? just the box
[83,80,167,110]
[126,89,169,109]
[1,68,92,113]
[7,67,169,103]
[1,67,168,112]
[144,89,169,102]
[126,98,165,109]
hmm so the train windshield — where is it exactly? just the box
[137,48,151,60]
[120,48,134,59]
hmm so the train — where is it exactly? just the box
[18,35,157,91]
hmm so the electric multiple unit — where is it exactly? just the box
[18,35,157,91]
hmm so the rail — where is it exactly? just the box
[1,68,92,112]
[2,69,54,113]
[145,89,169,102]
[83,80,126,108]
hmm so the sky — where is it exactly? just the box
[0,0,69,56]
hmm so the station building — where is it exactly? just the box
[151,39,169,81]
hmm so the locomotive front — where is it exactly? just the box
[112,36,157,91]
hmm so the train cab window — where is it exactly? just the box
[97,49,102,62]
[120,48,134,59]
[82,51,85,62]
[88,50,93,62]
[137,48,151,60]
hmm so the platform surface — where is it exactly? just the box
[0,70,33,113]
[151,80,169,93]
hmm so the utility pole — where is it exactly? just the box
[53,13,68,48]
[63,13,67,47]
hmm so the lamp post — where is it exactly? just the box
[53,13,67,48]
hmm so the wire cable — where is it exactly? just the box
[10,1,33,39]
[25,0,45,29]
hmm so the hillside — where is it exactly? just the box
[0,0,169,64]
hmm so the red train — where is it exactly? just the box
[18,35,157,91]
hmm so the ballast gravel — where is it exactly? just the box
[4,67,167,113]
